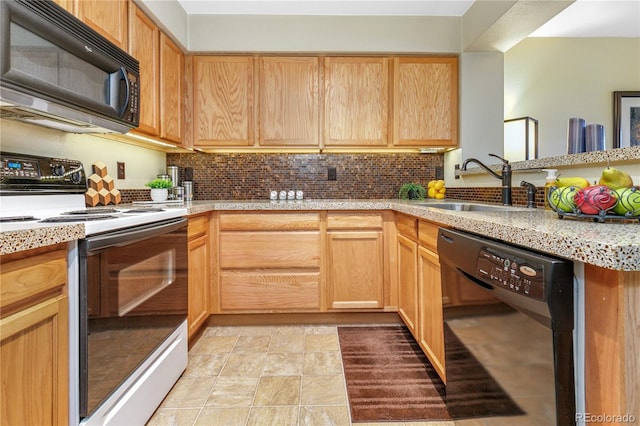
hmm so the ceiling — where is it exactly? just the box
[175,0,640,37]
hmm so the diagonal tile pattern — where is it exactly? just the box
[148,324,453,426]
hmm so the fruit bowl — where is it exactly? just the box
[548,186,640,223]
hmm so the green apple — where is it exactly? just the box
[548,186,578,213]
[612,187,640,217]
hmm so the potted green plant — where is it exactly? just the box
[146,178,173,202]
[399,182,426,200]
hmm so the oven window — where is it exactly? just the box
[84,228,187,416]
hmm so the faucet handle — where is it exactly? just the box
[489,153,509,164]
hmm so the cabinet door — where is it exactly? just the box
[324,57,389,147]
[160,33,184,144]
[418,246,445,382]
[129,3,159,136]
[397,234,418,336]
[193,56,254,147]
[393,57,458,147]
[76,0,128,50]
[188,234,209,338]
[51,0,75,13]
[327,231,384,309]
[259,57,320,146]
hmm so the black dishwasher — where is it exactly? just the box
[437,228,575,426]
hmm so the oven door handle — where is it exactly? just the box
[83,217,187,251]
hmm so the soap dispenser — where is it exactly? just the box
[542,169,558,210]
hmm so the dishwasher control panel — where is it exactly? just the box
[476,246,545,300]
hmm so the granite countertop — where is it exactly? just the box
[2,199,638,271]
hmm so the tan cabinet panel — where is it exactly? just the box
[326,212,383,230]
[77,0,128,50]
[129,3,159,136]
[418,245,445,382]
[396,213,418,240]
[418,219,443,252]
[327,231,384,309]
[324,57,389,146]
[219,212,320,231]
[219,231,320,269]
[160,33,184,144]
[393,57,458,147]
[397,233,418,335]
[193,56,254,146]
[1,245,68,425]
[220,271,320,311]
[259,57,320,146]
[188,234,209,338]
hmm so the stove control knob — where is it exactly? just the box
[69,171,82,184]
[52,164,65,176]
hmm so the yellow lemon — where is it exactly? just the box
[427,180,436,189]
[428,188,437,198]
[435,193,445,199]
[438,187,446,194]
[434,180,444,191]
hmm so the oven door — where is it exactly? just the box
[78,218,188,418]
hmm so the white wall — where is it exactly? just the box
[0,120,167,189]
[505,38,640,157]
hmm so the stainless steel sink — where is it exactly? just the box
[418,202,528,212]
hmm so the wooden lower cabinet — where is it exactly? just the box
[0,244,69,426]
[397,233,418,335]
[326,212,385,310]
[418,245,445,381]
[188,214,210,338]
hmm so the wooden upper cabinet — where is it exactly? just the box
[76,0,128,51]
[324,57,389,147]
[129,3,159,136]
[393,57,458,147]
[193,56,254,147]
[258,57,320,147]
[160,33,184,144]
[51,0,75,14]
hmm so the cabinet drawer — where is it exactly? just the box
[327,212,383,229]
[396,213,417,239]
[220,271,320,311]
[219,231,320,269]
[188,214,209,239]
[1,249,67,314]
[418,220,443,252]
[220,212,320,231]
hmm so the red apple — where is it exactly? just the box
[574,185,617,215]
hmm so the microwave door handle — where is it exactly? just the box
[116,67,130,118]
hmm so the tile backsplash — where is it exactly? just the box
[163,152,444,200]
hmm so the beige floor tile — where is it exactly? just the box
[263,353,305,376]
[184,353,229,377]
[204,326,244,337]
[247,406,299,425]
[305,325,338,335]
[194,407,250,425]
[301,375,347,405]
[273,325,306,336]
[298,405,351,426]
[304,334,340,352]
[269,334,306,353]
[253,376,302,406]
[146,408,200,426]
[234,335,272,353]
[160,377,215,408]
[190,335,238,354]
[242,326,278,336]
[205,376,259,407]
[220,352,267,377]
[303,351,343,375]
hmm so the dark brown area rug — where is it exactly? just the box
[337,325,524,423]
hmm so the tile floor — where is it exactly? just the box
[147,324,453,426]
[148,317,556,426]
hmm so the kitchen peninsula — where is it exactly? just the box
[1,200,638,424]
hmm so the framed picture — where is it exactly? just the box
[613,91,640,148]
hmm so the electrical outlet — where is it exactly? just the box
[328,167,337,181]
[117,162,125,179]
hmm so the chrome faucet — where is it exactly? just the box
[461,154,512,205]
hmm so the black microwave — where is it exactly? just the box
[0,0,140,133]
